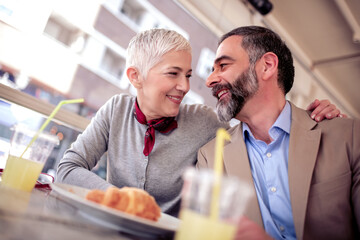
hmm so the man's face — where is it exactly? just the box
[207,36,258,122]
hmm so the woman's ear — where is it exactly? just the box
[127,67,143,89]
[260,52,278,81]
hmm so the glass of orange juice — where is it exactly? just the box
[1,125,59,192]
[175,168,251,240]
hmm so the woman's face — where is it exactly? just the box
[137,50,192,120]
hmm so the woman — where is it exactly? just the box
[56,29,342,216]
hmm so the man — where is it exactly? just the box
[197,26,360,239]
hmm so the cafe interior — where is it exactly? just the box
[0,0,359,239]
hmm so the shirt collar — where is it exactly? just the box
[273,101,291,134]
[242,101,292,139]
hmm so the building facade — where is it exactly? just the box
[0,0,221,116]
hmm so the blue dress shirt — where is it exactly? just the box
[242,102,296,239]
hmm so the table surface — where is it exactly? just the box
[0,184,172,240]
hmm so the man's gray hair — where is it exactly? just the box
[126,28,192,78]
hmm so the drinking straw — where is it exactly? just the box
[20,98,84,158]
[210,128,231,221]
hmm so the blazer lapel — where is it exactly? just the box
[223,124,263,227]
[288,103,321,240]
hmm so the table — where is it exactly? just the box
[0,184,170,240]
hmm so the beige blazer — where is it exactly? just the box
[197,102,360,240]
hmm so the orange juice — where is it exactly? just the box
[175,209,236,240]
[2,155,44,192]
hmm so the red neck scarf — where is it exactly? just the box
[134,100,178,156]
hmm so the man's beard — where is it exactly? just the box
[213,66,258,122]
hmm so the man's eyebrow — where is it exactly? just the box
[214,55,235,65]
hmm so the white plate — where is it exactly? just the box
[50,183,180,238]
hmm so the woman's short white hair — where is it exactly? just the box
[126,28,192,78]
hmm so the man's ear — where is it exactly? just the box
[127,67,142,89]
[260,52,278,81]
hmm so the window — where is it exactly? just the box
[100,48,125,80]
[196,48,215,80]
[120,0,145,25]
[119,0,161,30]
[44,15,86,52]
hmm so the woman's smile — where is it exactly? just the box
[167,94,183,104]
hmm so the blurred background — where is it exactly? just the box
[0,0,359,178]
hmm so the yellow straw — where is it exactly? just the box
[20,98,84,158]
[210,128,231,221]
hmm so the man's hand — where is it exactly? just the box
[306,99,347,122]
[234,216,273,240]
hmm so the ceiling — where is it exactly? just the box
[176,0,360,118]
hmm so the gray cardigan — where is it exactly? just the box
[56,94,228,216]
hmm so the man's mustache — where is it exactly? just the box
[211,83,232,99]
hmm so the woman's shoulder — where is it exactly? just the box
[109,94,135,104]
[179,103,216,116]
[100,94,135,110]
[95,94,135,118]
[178,103,229,128]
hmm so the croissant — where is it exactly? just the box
[86,187,161,221]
